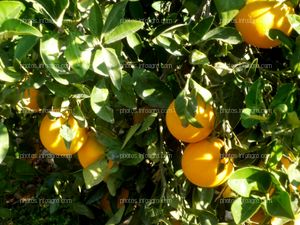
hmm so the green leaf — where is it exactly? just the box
[0,123,9,164]
[77,0,94,12]
[92,48,108,77]
[231,197,261,224]
[174,88,189,127]
[184,94,203,128]
[83,160,109,189]
[72,104,88,128]
[133,68,173,109]
[0,19,42,39]
[112,72,137,109]
[40,35,69,85]
[103,0,128,33]
[190,79,212,103]
[64,34,92,77]
[14,36,39,61]
[189,16,215,45]
[0,208,11,219]
[121,123,141,149]
[105,206,125,225]
[287,111,300,128]
[269,29,294,51]
[0,1,25,25]
[126,33,143,56]
[189,49,209,65]
[27,0,69,27]
[183,0,202,15]
[71,203,95,219]
[60,124,76,150]
[289,0,300,7]
[49,202,60,214]
[241,108,261,128]
[119,150,144,166]
[245,78,265,110]
[14,159,35,177]
[213,0,246,26]
[270,83,296,111]
[136,113,157,135]
[104,20,144,44]
[45,81,78,98]
[102,48,122,90]
[146,143,159,163]
[174,81,203,128]
[0,65,22,83]
[90,80,114,123]
[202,27,242,44]
[268,144,283,169]
[290,44,300,75]
[192,210,218,225]
[287,14,300,35]
[266,190,294,219]
[192,187,214,210]
[152,34,185,56]
[88,2,103,36]
[106,148,144,166]
[129,1,144,19]
[106,174,119,196]
[228,167,272,197]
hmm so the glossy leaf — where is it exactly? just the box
[202,27,242,44]
[228,167,272,197]
[0,1,25,25]
[83,160,110,189]
[102,48,122,90]
[102,0,128,33]
[266,190,294,219]
[65,35,92,77]
[88,2,103,36]
[104,20,144,44]
[133,68,173,109]
[14,36,39,61]
[0,19,42,39]
[40,35,69,85]
[27,0,69,27]
[214,0,246,26]
[231,197,261,224]
[0,123,9,164]
[90,80,114,123]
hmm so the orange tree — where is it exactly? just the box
[1,0,300,224]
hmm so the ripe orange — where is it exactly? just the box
[281,156,291,170]
[39,114,88,155]
[116,188,129,209]
[250,208,265,225]
[166,98,215,143]
[23,88,40,111]
[171,220,181,225]
[246,0,274,4]
[77,134,106,168]
[235,1,294,48]
[100,188,129,214]
[181,138,234,188]
[100,193,112,214]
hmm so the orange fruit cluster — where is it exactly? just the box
[23,87,109,170]
[39,113,111,169]
[166,97,234,188]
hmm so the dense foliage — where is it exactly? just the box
[1,0,300,224]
